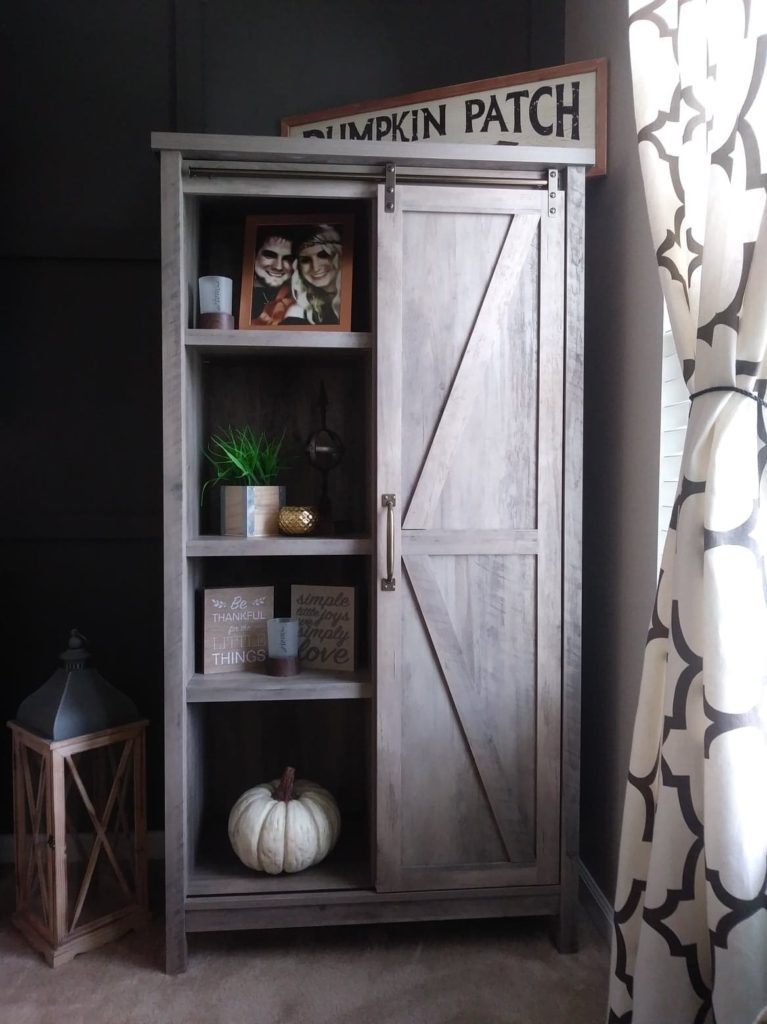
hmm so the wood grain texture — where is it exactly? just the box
[556,165,585,952]
[186,329,372,351]
[400,186,544,215]
[403,209,540,530]
[402,529,538,555]
[151,132,594,171]
[402,555,537,868]
[50,748,67,944]
[374,182,404,891]
[187,536,371,557]
[185,176,375,200]
[186,670,372,702]
[398,200,539,533]
[535,187,565,885]
[185,892,560,933]
[160,149,189,974]
[377,184,565,893]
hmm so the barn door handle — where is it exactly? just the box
[381,494,396,591]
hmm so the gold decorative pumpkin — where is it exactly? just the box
[278,505,319,535]
[228,767,341,874]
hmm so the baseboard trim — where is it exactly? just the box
[578,859,613,946]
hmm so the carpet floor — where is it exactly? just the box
[0,899,609,1024]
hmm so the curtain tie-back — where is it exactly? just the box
[689,385,767,408]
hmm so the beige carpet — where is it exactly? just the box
[0,901,609,1024]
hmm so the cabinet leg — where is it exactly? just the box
[165,918,188,974]
[553,859,580,953]
[553,903,579,953]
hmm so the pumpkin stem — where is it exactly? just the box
[274,766,296,802]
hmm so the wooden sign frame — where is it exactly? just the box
[281,59,607,177]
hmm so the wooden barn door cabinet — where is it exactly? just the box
[153,132,586,974]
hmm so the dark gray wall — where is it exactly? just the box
[176,0,562,133]
[1,0,564,834]
[565,2,664,901]
[0,0,173,832]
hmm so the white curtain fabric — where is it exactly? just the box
[610,3,767,1023]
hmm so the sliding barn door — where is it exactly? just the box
[375,183,564,892]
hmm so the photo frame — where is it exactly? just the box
[239,213,354,331]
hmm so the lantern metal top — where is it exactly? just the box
[14,630,140,740]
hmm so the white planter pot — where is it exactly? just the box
[221,485,285,537]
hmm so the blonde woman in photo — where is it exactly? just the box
[284,224,343,325]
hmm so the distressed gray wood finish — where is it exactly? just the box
[160,150,189,974]
[556,166,585,953]
[185,892,560,933]
[186,329,372,351]
[186,670,371,702]
[376,185,565,892]
[187,537,371,557]
[151,131,594,172]
[156,133,584,969]
[373,182,404,891]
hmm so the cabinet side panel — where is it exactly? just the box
[536,187,565,883]
[558,165,585,951]
[160,149,189,973]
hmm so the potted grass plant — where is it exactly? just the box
[202,426,286,537]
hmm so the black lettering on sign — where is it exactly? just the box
[375,115,392,140]
[504,89,530,133]
[465,98,484,133]
[480,94,508,133]
[391,110,408,141]
[556,82,580,139]
[347,119,374,141]
[529,85,554,136]
[422,104,446,139]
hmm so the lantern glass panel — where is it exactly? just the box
[64,741,138,930]
[16,744,50,933]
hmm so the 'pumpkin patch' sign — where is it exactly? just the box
[290,585,355,671]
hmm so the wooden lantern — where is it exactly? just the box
[8,632,149,966]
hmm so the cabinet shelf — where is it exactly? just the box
[186,329,372,352]
[188,815,370,897]
[188,860,370,898]
[187,670,372,702]
[187,536,371,557]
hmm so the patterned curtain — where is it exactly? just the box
[609,3,767,1023]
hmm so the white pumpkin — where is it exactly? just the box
[228,766,341,874]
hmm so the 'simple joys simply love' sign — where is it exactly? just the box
[291,585,355,672]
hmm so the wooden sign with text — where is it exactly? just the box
[282,59,607,176]
[203,586,274,674]
[290,585,355,672]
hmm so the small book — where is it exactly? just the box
[202,586,274,674]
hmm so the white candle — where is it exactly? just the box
[199,276,233,315]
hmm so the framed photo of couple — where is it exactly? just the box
[239,213,354,331]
